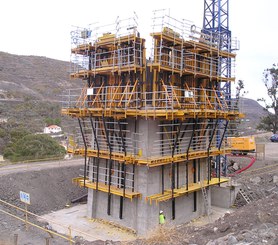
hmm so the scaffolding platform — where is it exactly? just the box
[61,107,242,120]
[146,177,229,205]
[73,177,141,201]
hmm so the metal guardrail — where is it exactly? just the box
[0,199,102,244]
[61,85,240,113]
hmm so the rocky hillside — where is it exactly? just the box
[0,51,82,101]
[238,97,268,135]
[0,52,82,153]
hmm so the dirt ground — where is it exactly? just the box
[0,136,278,245]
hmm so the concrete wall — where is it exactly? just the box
[86,119,210,235]
[211,184,241,208]
[87,163,207,235]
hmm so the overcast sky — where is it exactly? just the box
[1,0,278,103]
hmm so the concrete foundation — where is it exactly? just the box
[211,183,241,209]
[86,119,224,235]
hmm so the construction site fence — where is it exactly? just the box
[61,86,241,113]
[0,199,102,244]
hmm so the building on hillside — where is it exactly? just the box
[61,11,241,235]
[43,125,62,134]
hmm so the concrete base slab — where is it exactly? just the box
[40,204,137,242]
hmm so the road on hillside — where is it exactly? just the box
[0,141,276,175]
[0,158,84,176]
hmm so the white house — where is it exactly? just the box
[44,125,62,134]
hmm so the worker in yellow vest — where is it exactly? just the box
[159,210,166,224]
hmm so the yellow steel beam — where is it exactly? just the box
[69,148,232,167]
[146,178,229,205]
[61,107,241,121]
[72,177,141,201]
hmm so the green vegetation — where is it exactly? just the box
[3,133,66,162]
[257,64,278,134]
[0,97,68,161]
[44,117,61,126]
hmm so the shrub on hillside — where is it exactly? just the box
[3,134,66,162]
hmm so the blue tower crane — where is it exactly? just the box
[203,0,232,99]
[203,0,234,175]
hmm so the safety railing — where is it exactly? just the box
[64,117,232,161]
[61,85,241,113]
[70,43,144,76]
[0,199,102,244]
[152,46,225,77]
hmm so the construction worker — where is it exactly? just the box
[159,210,166,225]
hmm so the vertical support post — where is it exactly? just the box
[132,164,135,192]
[207,119,218,184]
[68,226,72,245]
[161,165,165,194]
[171,161,175,220]
[198,158,201,182]
[186,161,189,191]
[118,120,127,219]
[218,120,229,177]
[193,159,197,212]
[187,118,197,158]
[171,120,182,220]
[176,163,179,189]
[89,116,100,190]
[161,120,165,194]
[78,118,87,187]
[14,234,18,245]
[25,203,28,231]
[132,119,137,192]
[45,238,50,245]
[172,120,182,190]
[102,115,113,215]
[193,192,197,212]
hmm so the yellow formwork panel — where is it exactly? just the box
[146,178,229,205]
[72,177,141,201]
[69,148,232,166]
[184,40,236,59]
[61,108,242,121]
[150,32,183,45]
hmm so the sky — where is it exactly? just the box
[1,0,278,103]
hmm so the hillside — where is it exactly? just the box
[0,51,82,101]
[0,52,82,153]
[238,97,269,135]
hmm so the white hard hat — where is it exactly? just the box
[159,210,163,214]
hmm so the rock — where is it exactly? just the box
[213,227,218,233]
[219,223,230,233]
[250,176,261,184]
[205,241,216,245]
[227,235,237,244]
[273,237,278,245]
[273,175,278,183]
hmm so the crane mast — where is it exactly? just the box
[203,0,232,98]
